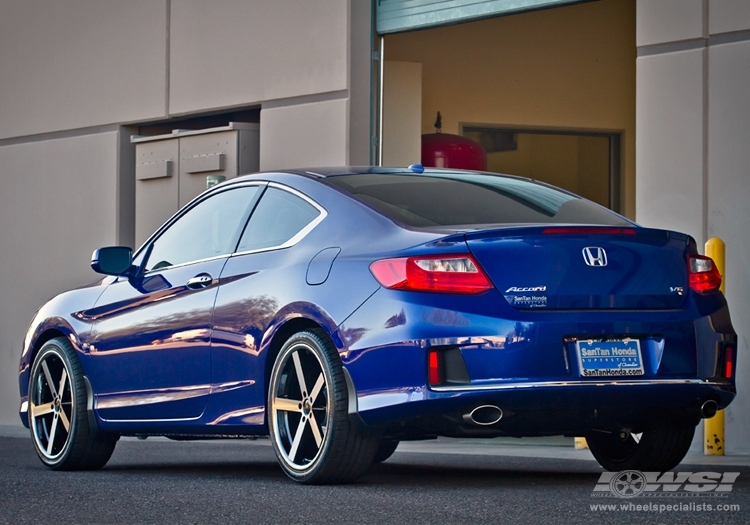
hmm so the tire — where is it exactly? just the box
[28,337,118,470]
[267,329,378,484]
[373,439,400,463]
[586,419,696,472]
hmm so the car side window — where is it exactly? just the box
[145,185,260,272]
[236,186,321,253]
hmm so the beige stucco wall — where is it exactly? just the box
[0,1,167,140]
[169,0,349,116]
[0,132,126,426]
[0,0,369,429]
[636,0,750,453]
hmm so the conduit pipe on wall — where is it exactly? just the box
[377,36,385,167]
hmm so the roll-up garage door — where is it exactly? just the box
[376,0,588,34]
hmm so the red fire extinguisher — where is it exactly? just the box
[421,112,486,171]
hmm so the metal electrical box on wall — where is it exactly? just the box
[131,122,260,246]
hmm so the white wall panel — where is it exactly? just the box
[0,132,122,426]
[709,0,750,34]
[0,1,167,140]
[382,61,422,166]
[636,0,704,46]
[259,99,348,171]
[169,0,348,115]
[707,40,750,453]
[635,49,704,244]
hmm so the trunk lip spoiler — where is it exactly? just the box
[461,225,690,242]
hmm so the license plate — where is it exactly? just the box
[576,339,644,377]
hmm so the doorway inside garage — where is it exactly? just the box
[378,0,635,217]
[462,126,619,210]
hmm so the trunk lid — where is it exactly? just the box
[465,226,691,310]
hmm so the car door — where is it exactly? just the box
[207,184,327,427]
[87,183,263,421]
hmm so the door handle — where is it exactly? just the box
[186,274,213,289]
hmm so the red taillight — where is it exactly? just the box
[541,227,636,235]
[428,350,441,385]
[688,254,722,294]
[369,254,493,294]
[724,346,734,379]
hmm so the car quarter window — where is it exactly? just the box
[236,186,321,253]
[145,185,261,272]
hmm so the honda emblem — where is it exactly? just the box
[582,247,608,267]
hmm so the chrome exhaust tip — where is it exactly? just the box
[701,400,719,419]
[463,405,503,426]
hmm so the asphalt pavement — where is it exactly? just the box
[1,431,748,525]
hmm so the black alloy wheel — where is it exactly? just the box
[29,337,118,470]
[268,329,378,484]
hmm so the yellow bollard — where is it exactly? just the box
[704,237,725,455]
[574,437,589,450]
[705,238,726,295]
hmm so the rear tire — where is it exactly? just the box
[373,439,400,463]
[29,337,118,470]
[586,419,696,472]
[268,329,378,484]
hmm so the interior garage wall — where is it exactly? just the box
[0,131,127,426]
[384,0,636,218]
[636,0,750,454]
[382,61,423,166]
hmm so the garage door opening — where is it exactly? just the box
[380,0,636,217]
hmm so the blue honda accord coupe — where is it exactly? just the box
[18,166,736,483]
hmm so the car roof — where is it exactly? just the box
[233,165,537,183]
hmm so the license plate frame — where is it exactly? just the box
[576,338,645,377]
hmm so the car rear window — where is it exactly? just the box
[325,172,630,228]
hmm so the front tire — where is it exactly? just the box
[586,419,696,472]
[268,329,378,484]
[28,337,118,470]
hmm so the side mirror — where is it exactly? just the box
[91,246,134,276]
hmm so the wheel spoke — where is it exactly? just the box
[292,351,308,396]
[30,401,54,418]
[46,415,59,455]
[57,369,68,401]
[274,397,303,413]
[59,408,70,432]
[41,360,58,397]
[309,373,325,404]
[632,432,642,444]
[287,416,307,462]
[308,411,323,447]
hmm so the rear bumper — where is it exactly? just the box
[336,287,736,437]
[351,378,735,436]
